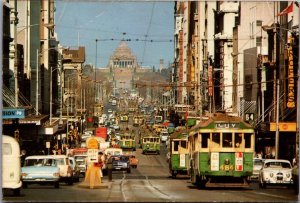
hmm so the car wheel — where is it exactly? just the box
[13,188,20,196]
[68,179,73,185]
[22,182,28,188]
[54,182,60,189]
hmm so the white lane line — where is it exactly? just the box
[121,173,127,202]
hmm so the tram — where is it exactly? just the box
[169,131,189,178]
[187,112,255,188]
[141,135,161,155]
[119,133,136,151]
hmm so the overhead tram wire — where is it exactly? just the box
[141,2,155,65]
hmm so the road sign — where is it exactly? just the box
[245,113,254,121]
[2,108,25,119]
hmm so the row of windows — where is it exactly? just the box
[113,60,134,68]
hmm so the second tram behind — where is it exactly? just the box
[188,112,255,188]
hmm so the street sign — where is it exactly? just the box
[245,113,254,121]
[2,108,25,119]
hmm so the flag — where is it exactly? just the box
[277,3,293,16]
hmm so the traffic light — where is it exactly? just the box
[14,129,19,141]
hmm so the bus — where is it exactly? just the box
[141,135,161,155]
[168,132,189,178]
[119,133,136,151]
[2,135,22,195]
[187,112,255,188]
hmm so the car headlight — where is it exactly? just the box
[270,173,274,177]
[53,172,60,177]
[286,173,290,178]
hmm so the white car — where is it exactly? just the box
[160,131,169,143]
[258,159,293,188]
[52,155,74,185]
[251,158,264,180]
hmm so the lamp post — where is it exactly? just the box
[95,39,98,103]
[50,66,62,125]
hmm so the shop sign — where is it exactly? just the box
[2,108,25,119]
[270,122,297,132]
[287,37,295,108]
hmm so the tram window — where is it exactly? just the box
[212,133,220,147]
[235,133,243,148]
[244,133,252,148]
[201,133,209,148]
[174,141,179,151]
[222,133,232,148]
[181,141,187,149]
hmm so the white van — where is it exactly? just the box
[2,135,22,195]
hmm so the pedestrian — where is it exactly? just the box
[97,152,104,178]
[106,153,113,182]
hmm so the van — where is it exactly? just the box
[2,135,22,195]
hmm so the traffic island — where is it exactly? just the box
[77,165,111,189]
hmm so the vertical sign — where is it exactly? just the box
[179,154,186,167]
[235,152,243,171]
[287,36,295,108]
[208,66,213,96]
[211,152,219,171]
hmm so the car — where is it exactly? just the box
[292,161,299,194]
[68,157,81,182]
[21,155,60,189]
[74,155,88,176]
[112,124,120,131]
[251,158,264,180]
[160,131,169,143]
[52,155,74,185]
[109,155,131,173]
[258,159,293,188]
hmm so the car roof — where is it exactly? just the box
[263,159,291,163]
[25,155,55,159]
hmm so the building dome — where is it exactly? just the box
[111,41,136,60]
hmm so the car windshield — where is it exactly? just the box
[55,158,66,165]
[24,158,56,167]
[254,159,263,165]
[265,161,291,168]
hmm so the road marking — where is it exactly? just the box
[121,173,127,202]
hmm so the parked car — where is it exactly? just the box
[21,155,60,189]
[109,155,131,173]
[251,158,264,180]
[74,155,88,176]
[68,157,81,182]
[2,135,22,195]
[258,159,293,188]
[52,155,73,185]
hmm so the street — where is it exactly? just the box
[3,143,298,202]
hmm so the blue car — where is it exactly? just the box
[21,155,60,188]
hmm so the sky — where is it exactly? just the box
[54,0,175,69]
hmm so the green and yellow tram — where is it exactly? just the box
[169,131,189,178]
[187,112,255,188]
[119,133,136,151]
[141,135,161,155]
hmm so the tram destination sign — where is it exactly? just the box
[2,108,25,119]
[215,122,240,129]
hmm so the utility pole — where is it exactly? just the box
[275,79,279,159]
[36,49,39,115]
[13,1,18,107]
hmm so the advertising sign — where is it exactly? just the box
[2,108,25,119]
[179,154,186,167]
[235,152,243,171]
[87,149,98,163]
[211,152,219,171]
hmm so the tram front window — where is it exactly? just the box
[234,133,243,148]
[222,133,232,148]
[244,133,252,148]
[201,133,209,148]
[212,133,220,147]
[174,141,179,151]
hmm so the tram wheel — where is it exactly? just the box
[171,171,177,179]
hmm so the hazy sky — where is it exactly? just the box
[54,0,174,69]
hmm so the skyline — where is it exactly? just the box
[55,1,175,69]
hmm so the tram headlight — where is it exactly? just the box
[224,159,230,165]
[286,173,290,178]
[269,173,274,177]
